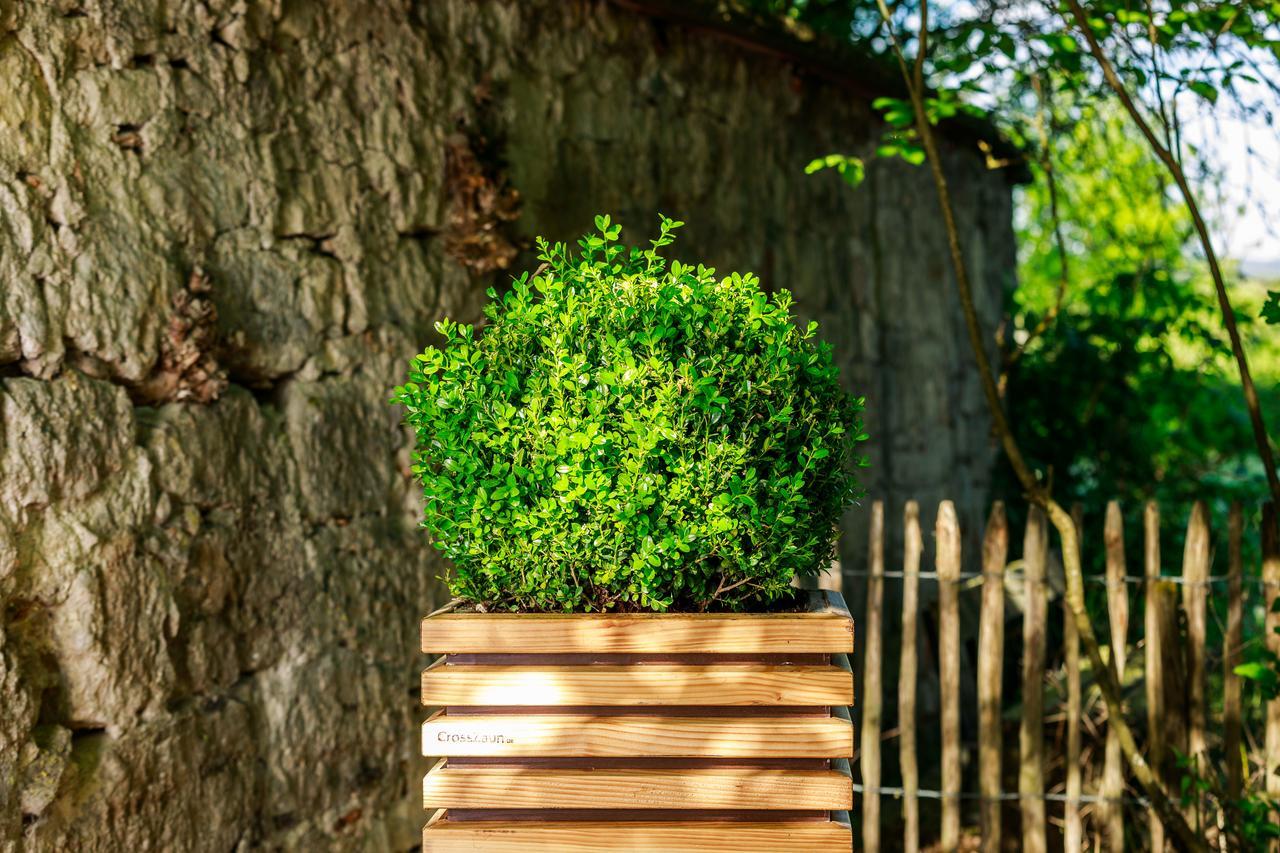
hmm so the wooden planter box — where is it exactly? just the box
[419,590,854,851]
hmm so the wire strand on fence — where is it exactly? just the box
[842,569,1278,587]
[852,784,1148,808]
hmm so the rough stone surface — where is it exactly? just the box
[0,0,1016,849]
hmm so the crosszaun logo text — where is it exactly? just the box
[438,730,514,745]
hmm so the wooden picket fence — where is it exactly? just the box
[853,498,1280,852]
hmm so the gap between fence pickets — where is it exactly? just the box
[853,498,1278,848]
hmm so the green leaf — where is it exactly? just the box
[1235,662,1278,686]
[1263,291,1280,325]
[1187,80,1219,103]
[804,154,865,189]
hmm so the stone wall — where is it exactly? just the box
[0,1,1017,849]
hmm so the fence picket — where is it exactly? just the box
[1182,501,1210,835]
[1020,506,1048,853]
[1103,501,1128,852]
[900,501,922,853]
[1224,504,1243,804]
[1264,503,1280,815]
[1064,506,1084,853]
[978,502,1008,853]
[861,501,885,853]
[1144,501,1166,853]
[937,501,962,853]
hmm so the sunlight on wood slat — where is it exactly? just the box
[422,606,853,655]
[422,664,853,707]
[422,763,853,810]
[421,812,853,852]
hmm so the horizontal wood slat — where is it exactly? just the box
[441,757,833,769]
[421,598,853,655]
[423,763,853,810]
[421,664,853,707]
[423,712,853,758]
[422,812,853,851]
[442,808,829,822]
[443,705,831,718]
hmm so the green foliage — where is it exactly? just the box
[1234,598,1280,700]
[1264,291,1280,325]
[866,97,926,166]
[393,215,868,613]
[1004,105,1265,521]
[804,153,865,187]
[756,0,1280,181]
[1234,660,1280,699]
[1174,749,1280,847]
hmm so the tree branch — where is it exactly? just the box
[1005,74,1070,375]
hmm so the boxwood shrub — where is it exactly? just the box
[394,215,868,612]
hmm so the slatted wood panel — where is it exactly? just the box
[420,592,854,850]
[422,663,853,707]
[423,763,853,810]
[422,812,855,852]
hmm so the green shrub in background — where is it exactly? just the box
[393,215,868,612]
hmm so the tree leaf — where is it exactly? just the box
[1188,79,1219,103]
[1263,291,1280,325]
